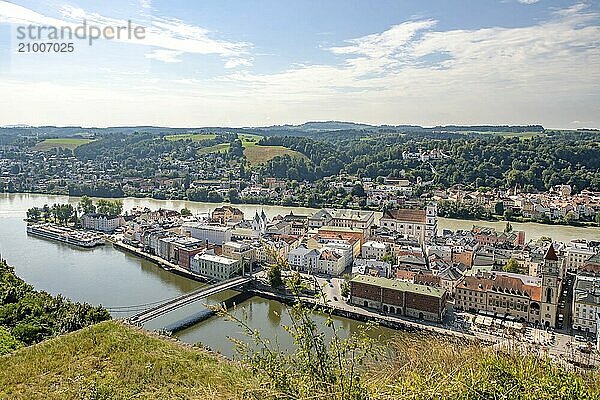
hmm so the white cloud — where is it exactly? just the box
[145,49,183,63]
[0,2,598,128]
[214,4,599,126]
[0,1,251,64]
[517,0,540,4]
[224,57,253,68]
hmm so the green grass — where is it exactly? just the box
[368,335,599,399]
[0,321,597,399]
[165,133,217,142]
[194,134,305,165]
[33,138,93,151]
[239,133,263,147]
[244,145,307,165]
[0,321,261,400]
[479,131,545,140]
[197,142,231,155]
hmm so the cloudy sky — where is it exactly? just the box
[0,0,598,128]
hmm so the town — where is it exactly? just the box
[25,197,600,366]
[2,126,599,228]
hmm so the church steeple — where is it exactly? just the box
[540,244,560,328]
[544,244,558,262]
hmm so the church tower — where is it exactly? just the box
[540,244,560,328]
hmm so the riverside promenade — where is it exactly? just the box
[112,240,213,283]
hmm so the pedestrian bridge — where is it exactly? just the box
[128,276,252,325]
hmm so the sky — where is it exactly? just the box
[0,0,598,128]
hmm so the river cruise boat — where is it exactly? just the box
[26,223,105,248]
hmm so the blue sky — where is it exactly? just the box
[0,0,598,128]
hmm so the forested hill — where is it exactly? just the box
[257,131,600,192]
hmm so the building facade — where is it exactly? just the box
[379,205,437,243]
[572,273,600,334]
[361,241,387,260]
[80,213,125,233]
[183,223,233,245]
[190,253,241,280]
[350,275,447,322]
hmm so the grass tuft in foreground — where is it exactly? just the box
[367,335,599,400]
[0,321,263,400]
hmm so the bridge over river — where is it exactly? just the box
[128,276,252,325]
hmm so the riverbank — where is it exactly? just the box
[3,192,599,243]
[112,240,213,283]
[111,234,479,344]
[6,190,598,229]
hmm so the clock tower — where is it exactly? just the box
[540,244,560,328]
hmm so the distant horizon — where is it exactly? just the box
[4,120,598,131]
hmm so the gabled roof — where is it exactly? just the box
[381,208,426,223]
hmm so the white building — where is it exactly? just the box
[190,253,241,280]
[564,244,597,273]
[80,213,125,233]
[572,273,600,334]
[361,241,387,260]
[379,205,437,243]
[308,208,375,233]
[317,249,346,275]
[288,246,319,272]
[183,223,232,245]
[222,241,255,269]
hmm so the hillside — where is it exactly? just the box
[0,321,260,399]
[0,319,598,399]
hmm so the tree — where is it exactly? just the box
[207,191,223,203]
[96,199,122,216]
[494,202,504,216]
[596,212,600,227]
[180,208,192,217]
[78,196,96,214]
[382,252,397,266]
[350,184,366,198]
[26,207,41,222]
[503,258,522,274]
[96,199,111,215]
[229,138,244,158]
[110,200,123,216]
[267,263,283,288]
[227,189,240,204]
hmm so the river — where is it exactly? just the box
[2,192,596,242]
[0,193,597,356]
[0,193,401,357]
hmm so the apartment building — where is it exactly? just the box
[80,213,125,233]
[183,223,233,245]
[572,272,600,334]
[190,253,241,280]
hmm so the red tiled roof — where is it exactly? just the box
[460,274,541,302]
[382,208,426,224]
